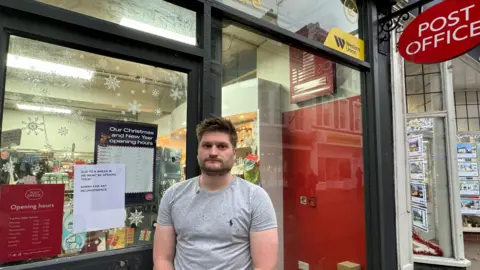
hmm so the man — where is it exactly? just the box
[153,116,278,270]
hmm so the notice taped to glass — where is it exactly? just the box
[0,184,64,263]
[94,120,157,197]
[73,164,125,234]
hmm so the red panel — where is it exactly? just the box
[283,95,366,270]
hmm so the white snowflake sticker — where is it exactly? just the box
[128,209,144,226]
[22,117,44,135]
[130,90,136,95]
[139,77,146,84]
[170,87,183,101]
[152,89,160,97]
[2,161,14,174]
[58,126,69,136]
[104,75,120,90]
[97,58,108,69]
[127,100,142,115]
[154,108,163,116]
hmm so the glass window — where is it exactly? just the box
[405,61,443,113]
[215,0,361,48]
[0,36,187,265]
[454,91,480,132]
[221,22,365,269]
[407,118,453,257]
[36,0,197,45]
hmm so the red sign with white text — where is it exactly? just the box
[398,0,480,64]
[0,184,64,263]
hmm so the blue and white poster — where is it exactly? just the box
[457,143,477,159]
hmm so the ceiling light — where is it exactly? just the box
[120,18,196,46]
[7,54,94,80]
[17,103,72,114]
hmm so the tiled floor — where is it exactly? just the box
[465,241,480,269]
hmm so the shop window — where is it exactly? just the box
[214,0,361,49]
[455,91,480,132]
[36,0,197,45]
[405,61,442,113]
[221,22,365,269]
[0,36,187,265]
[407,118,453,257]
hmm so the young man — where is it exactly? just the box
[153,116,278,270]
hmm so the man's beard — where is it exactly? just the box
[198,158,234,176]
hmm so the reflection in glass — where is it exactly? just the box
[407,118,452,257]
[221,23,365,269]
[37,0,197,45]
[0,36,187,265]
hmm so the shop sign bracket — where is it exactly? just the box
[377,0,435,55]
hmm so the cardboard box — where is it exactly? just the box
[338,261,361,270]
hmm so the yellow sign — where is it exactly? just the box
[236,0,261,9]
[325,28,364,61]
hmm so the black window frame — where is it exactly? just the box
[0,0,397,269]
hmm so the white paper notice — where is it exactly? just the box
[97,146,154,193]
[73,164,125,234]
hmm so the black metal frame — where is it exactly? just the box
[0,0,400,269]
[377,0,436,55]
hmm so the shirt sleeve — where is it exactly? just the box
[156,185,175,226]
[250,186,278,232]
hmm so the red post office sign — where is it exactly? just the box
[398,0,480,64]
[0,184,65,263]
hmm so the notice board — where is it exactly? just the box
[0,184,64,263]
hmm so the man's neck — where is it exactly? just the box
[199,173,233,192]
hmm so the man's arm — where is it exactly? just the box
[153,225,176,270]
[153,186,177,270]
[249,187,278,270]
[251,228,278,270]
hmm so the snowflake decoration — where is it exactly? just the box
[83,135,92,141]
[58,126,69,136]
[115,66,120,70]
[130,90,136,95]
[41,88,49,96]
[154,108,163,116]
[141,89,146,94]
[128,72,137,78]
[2,161,14,174]
[22,117,44,135]
[104,75,120,90]
[33,165,42,173]
[128,210,144,226]
[153,76,160,84]
[170,87,183,101]
[97,58,108,69]
[127,100,142,115]
[79,54,84,59]
[73,110,84,121]
[116,93,121,97]
[152,89,160,97]
[139,77,146,84]
[44,143,53,151]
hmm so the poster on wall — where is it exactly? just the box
[457,143,477,159]
[409,160,425,180]
[0,184,65,263]
[61,211,86,254]
[94,119,157,204]
[411,182,427,207]
[460,180,480,196]
[412,206,429,232]
[408,136,423,157]
[461,198,480,215]
[458,162,479,177]
[73,164,126,233]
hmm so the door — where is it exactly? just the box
[0,3,201,269]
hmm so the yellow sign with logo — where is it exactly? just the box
[325,28,364,61]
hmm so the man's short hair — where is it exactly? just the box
[196,116,237,148]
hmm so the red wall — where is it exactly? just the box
[282,96,366,270]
